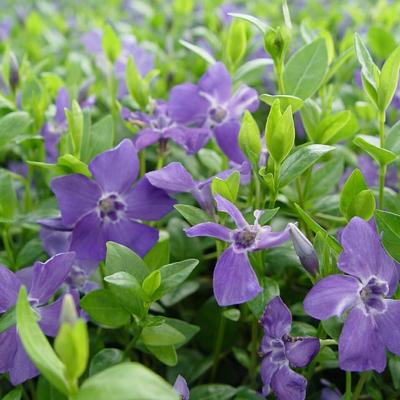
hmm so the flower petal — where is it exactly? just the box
[229,84,259,117]
[198,62,232,103]
[338,217,398,287]
[173,375,190,400]
[214,120,247,164]
[213,247,261,306]
[54,88,70,124]
[260,296,292,338]
[124,177,175,221]
[185,222,231,242]
[146,162,196,193]
[89,139,139,193]
[285,337,320,368]
[51,174,101,226]
[29,252,75,304]
[260,357,279,396]
[165,126,210,155]
[271,365,307,400]
[134,129,160,151]
[339,307,386,372]
[105,219,158,257]
[9,338,39,385]
[375,299,400,356]
[254,226,290,250]
[0,328,17,373]
[303,275,361,320]
[0,265,21,312]
[214,194,247,229]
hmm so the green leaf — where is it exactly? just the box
[142,270,161,299]
[321,316,343,341]
[198,149,223,174]
[347,189,376,221]
[259,94,303,113]
[368,26,397,59]
[314,110,351,144]
[174,204,212,226]
[279,144,335,188]
[227,12,268,34]
[222,308,241,322]
[211,171,240,203]
[141,323,186,346]
[80,289,131,328]
[248,277,279,318]
[226,20,247,66]
[0,111,32,149]
[16,287,69,396]
[353,134,397,166]
[389,356,400,390]
[89,348,124,376]
[378,46,400,111]
[238,111,261,164]
[0,305,16,333]
[258,207,280,225]
[144,230,170,270]
[385,120,400,154]
[65,101,83,157]
[2,387,22,400]
[354,32,379,89]
[57,154,91,177]
[76,363,178,400]
[190,384,238,400]
[126,57,149,110]
[88,115,114,160]
[146,345,177,366]
[0,171,17,219]
[234,58,274,81]
[283,38,328,99]
[165,318,200,347]
[179,39,216,65]
[102,25,121,63]
[322,47,354,85]
[300,99,321,140]
[375,210,400,263]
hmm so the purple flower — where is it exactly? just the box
[185,195,290,306]
[259,297,320,400]
[0,253,75,385]
[146,161,251,215]
[173,375,189,400]
[168,62,259,164]
[304,217,400,372]
[122,100,210,155]
[51,139,175,261]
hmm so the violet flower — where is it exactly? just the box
[259,297,320,399]
[0,253,75,385]
[185,195,290,306]
[173,375,189,400]
[121,100,210,155]
[168,62,259,164]
[146,161,251,215]
[304,217,400,372]
[51,139,175,261]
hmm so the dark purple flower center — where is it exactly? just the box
[359,276,388,313]
[98,194,126,222]
[269,338,286,364]
[233,228,258,251]
[209,106,227,124]
[151,114,173,132]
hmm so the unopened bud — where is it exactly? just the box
[60,294,78,325]
[9,52,19,91]
[289,223,319,276]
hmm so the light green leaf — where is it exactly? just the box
[353,134,397,166]
[179,40,216,65]
[211,171,240,203]
[375,210,400,263]
[378,46,400,111]
[0,111,32,149]
[260,94,303,112]
[227,12,268,34]
[174,204,212,226]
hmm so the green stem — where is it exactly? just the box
[252,170,262,210]
[275,61,285,94]
[249,317,259,388]
[124,325,144,357]
[139,150,146,177]
[353,372,369,400]
[210,313,226,381]
[2,227,14,268]
[345,371,352,400]
[269,162,280,208]
[378,111,386,208]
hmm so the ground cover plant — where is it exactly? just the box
[1,0,400,399]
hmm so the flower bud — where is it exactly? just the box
[60,293,78,326]
[264,25,291,65]
[289,223,319,276]
[9,52,19,91]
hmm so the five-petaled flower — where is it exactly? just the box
[185,194,290,306]
[304,217,400,372]
[51,139,175,261]
[259,296,320,400]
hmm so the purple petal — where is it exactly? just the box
[70,212,106,260]
[15,266,33,291]
[9,338,39,385]
[168,83,208,124]
[339,307,386,372]
[285,337,320,368]
[54,88,70,124]
[214,194,247,229]
[375,299,400,356]
[105,219,158,257]
[89,139,139,193]
[134,129,160,151]
[124,177,175,221]
[198,62,232,103]
[260,357,279,396]
[0,328,17,373]
[185,222,232,242]
[173,375,190,400]
[40,227,71,256]
[39,296,64,336]
[29,252,75,304]
[0,265,21,312]
[165,126,210,155]
[213,247,261,306]
[146,162,196,193]
[51,174,101,226]
[82,29,102,55]
[271,365,307,400]
[229,84,259,117]
[260,296,292,339]
[254,226,290,250]
[338,217,398,289]
[303,275,361,320]
[214,120,247,164]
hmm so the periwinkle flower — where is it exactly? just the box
[121,100,210,155]
[51,139,175,261]
[304,217,400,372]
[0,253,75,385]
[173,375,189,400]
[168,62,259,164]
[259,297,320,400]
[185,195,290,306]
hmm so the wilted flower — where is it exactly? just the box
[0,253,75,385]
[51,139,175,260]
[259,296,320,399]
[173,375,189,400]
[122,100,210,155]
[185,194,289,306]
[304,217,400,372]
[168,62,259,164]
